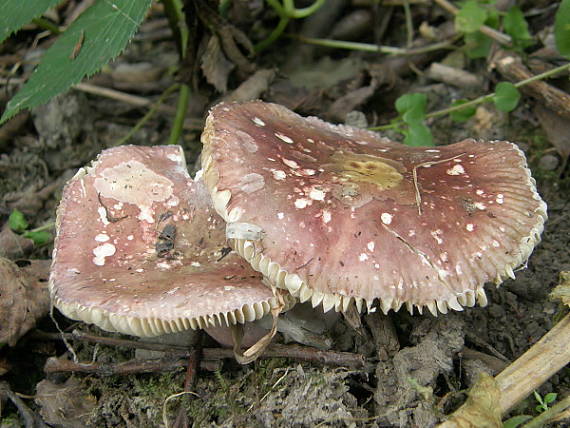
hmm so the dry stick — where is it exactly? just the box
[493,51,570,121]
[34,330,366,369]
[433,0,512,46]
[495,313,570,414]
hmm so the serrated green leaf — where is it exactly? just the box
[404,122,433,147]
[555,0,570,57]
[0,0,63,44]
[494,82,520,112]
[456,1,488,33]
[502,415,532,428]
[8,209,28,233]
[450,99,476,122]
[504,6,533,51]
[23,230,52,246]
[1,0,153,123]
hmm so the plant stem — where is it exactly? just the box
[167,83,190,145]
[370,61,570,131]
[294,35,458,55]
[402,0,414,47]
[28,221,55,233]
[32,18,61,35]
[255,15,290,52]
[116,84,180,146]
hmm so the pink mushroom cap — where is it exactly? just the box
[201,101,547,316]
[49,145,281,337]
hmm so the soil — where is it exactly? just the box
[1,1,569,427]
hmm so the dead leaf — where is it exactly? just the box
[535,105,570,160]
[0,258,51,346]
[223,69,276,103]
[0,223,34,259]
[550,271,570,307]
[35,377,97,428]
[201,36,235,93]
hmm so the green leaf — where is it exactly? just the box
[404,123,434,147]
[8,210,28,233]
[0,0,63,44]
[450,99,476,122]
[1,0,153,123]
[464,31,493,58]
[502,415,532,428]
[395,93,427,122]
[493,82,520,112]
[456,1,488,33]
[504,6,533,51]
[544,392,557,404]
[555,0,570,57]
[22,230,52,246]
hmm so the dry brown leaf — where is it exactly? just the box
[438,372,501,428]
[535,105,570,160]
[0,258,51,346]
[201,36,235,93]
[0,223,34,259]
[35,376,97,428]
[550,271,570,307]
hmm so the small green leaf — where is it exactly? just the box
[0,0,63,44]
[22,230,52,246]
[404,123,434,147]
[544,392,557,404]
[450,99,476,122]
[8,210,28,233]
[504,6,533,51]
[502,415,532,428]
[1,0,153,123]
[555,0,570,57]
[456,1,488,33]
[494,82,520,112]
[395,93,427,122]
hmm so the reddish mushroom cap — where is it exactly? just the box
[49,145,281,336]
[201,101,547,315]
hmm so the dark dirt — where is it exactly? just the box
[1,1,570,427]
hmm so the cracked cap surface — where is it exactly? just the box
[201,101,547,316]
[50,145,279,336]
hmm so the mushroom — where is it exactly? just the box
[49,145,290,341]
[201,101,547,316]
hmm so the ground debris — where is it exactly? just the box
[0,258,50,346]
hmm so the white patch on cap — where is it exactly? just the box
[127,235,134,240]
[92,243,116,266]
[466,223,475,232]
[237,130,258,153]
[359,253,368,262]
[492,240,500,247]
[275,132,294,144]
[95,233,109,242]
[446,164,465,175]
[367,241,375,252]
[474,202,486,210]
[381,213,393,225]
[496,194,504,204]
[294,198,310,209]
[322,210,331,224]
[282,158,299,169]
[272,170,287,180]
[431,230,443,244]
[277,212,285,219]
[239,173,265,193]
[309,187,326,201]
[440,252,448,262]
[301,169,316,176]
[252,117,265,126]
[98,207,110,225]
[167,153,182,162]
[476,189,484,195]
[138,205,154,223]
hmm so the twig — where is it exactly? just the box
[433,0,512,46]
[33,330,367,368]
[495,313,570,414]
[0,381,47,428]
